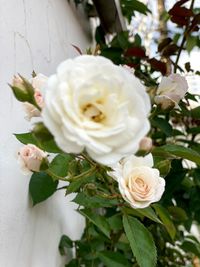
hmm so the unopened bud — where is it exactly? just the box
[139,137,153,152]
[12,75,26,90]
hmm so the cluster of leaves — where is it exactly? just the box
[12,0,200,267]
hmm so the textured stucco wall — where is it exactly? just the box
[0,1,90,266]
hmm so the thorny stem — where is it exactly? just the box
[46,165,97,182]
[174,0,195,73]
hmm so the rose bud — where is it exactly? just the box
[155,74,188,110]
[108,153,165,209]
[139,137,153,152]
[23,74,47,120]
[12,75,26,90]
[18,144,47,174]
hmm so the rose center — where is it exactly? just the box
[135,178,145,188]
[82,103,105,122]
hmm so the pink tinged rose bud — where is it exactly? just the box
[18,144,47,174]
[108,153,165,209]
[34,89,44,108]
[23,74,47,119]
[139,137,153,152]
[155,74,188,109]
[12,75,26,91]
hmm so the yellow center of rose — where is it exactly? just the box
[82,103,105,122]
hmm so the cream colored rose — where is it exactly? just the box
[108,154,165,208]
[155,74,188,109]
[42,55,151,165]
[18,144,47,174]
[23,74,47,120]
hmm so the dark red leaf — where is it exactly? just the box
[169,6,193,17]
[174,0,189,7]
[148,58,167,75]
[124,47,147,58]
[126,63,139,69]
[162,44,179,57]
[185,62,191,72]
[71,44,82,55]
[188,14,200,32]
[171,15,188,26]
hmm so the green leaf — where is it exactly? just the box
[153,204,176,240]
[191,106,200,119]
[73,193,119,208]
[33,123,62,153]
[98,251,131,267]
[180,240,200,258]
[65,259,79,267]
[121,0,150,22]
[154,159,171,177]
[162,144,200,166]
[136,207,162,224]
[59,235,73,256]
[107,214,123,231]
[41,139,62,153]
[79,209,110,238]
[48,154,74,178]
[123,214,157,267]
[168,206,188,221]
[15,132,39,146]
[151,117,173,136]
[122,206,162,224]
[29,172,58,205]
[67,175,94,193]
[186,35,197,53]
[15,132,61,153]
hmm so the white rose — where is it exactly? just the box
[108,154,165,208]
[23,74,47,120]
[155,74,188,109]
[18,144,47,174]
[42,55,151,165]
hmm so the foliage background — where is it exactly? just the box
[13,0,200,266]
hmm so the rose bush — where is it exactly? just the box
[11,1,200,265]
[42,55,151,165]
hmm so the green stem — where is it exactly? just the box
[46,165,96,182]
[46,169,70,181]
[80,152,96,166]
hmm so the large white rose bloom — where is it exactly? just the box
[108,154,165,208]
[42,55,151,165]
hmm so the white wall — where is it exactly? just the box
[0,1,90,266]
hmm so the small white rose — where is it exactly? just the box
[23,74,47,120]
[18,144,47,174]
[155,74,188,109]
[108,154,165,209]
[42,55,151,165]
[139,137,153,152]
